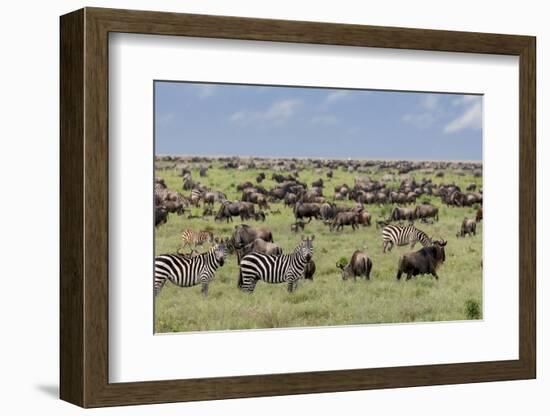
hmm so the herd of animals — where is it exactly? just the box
[154,157,483,298]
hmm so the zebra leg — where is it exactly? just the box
[154,276,166,296]
[201,282,209,297]
[287,280,297,293]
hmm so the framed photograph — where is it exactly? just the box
[60,7,536,408]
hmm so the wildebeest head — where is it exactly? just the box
[297,235,314,261]
[432,240,447,264]
[336,261,352,280]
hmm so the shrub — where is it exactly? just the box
[465,299,481,320]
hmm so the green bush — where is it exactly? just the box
[464,299,481,320]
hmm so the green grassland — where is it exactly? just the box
[154,160,482,333]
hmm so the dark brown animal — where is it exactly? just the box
[337,250,373,280]
[414,203,439,222]
[457,218,477,238]
[330,211,359,232]
[396,240,447,280]
[476,206,483,222]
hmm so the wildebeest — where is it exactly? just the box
[337,250,373,280]
[414,203,439,222]
[284,193,298,207]
[476,206,483,222]
[256,172,266,183]
[232,224,274,249]
[457,218,477,238]
[357,210,372,226]
[294,202,321,222]
[239,238,283,258]
[330,211,359,232]
[389,206,415,222]
[215,201,240,222]
[312,178,324,188]
[396,240,447,280]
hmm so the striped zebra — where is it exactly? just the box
[181,229,214,248]
[382,224,431,253]
[239,236,314,293]
[154,243,227,297]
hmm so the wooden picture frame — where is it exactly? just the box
[60,7,536,408]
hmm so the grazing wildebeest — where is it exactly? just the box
[215,201,240,222]
[294,202,321,222]
[304,259,316,280]
[330,211,359,232]
[199,167,208,177]
[457,218,477,238]
[466,183,477,191]
[256,172,266,183]
[389,207,415,222]
[476,206,483,222]
[414,203,439,222]
[396,240,447,280]
[326,170,333,178]
[337,250,373,281]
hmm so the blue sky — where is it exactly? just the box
[155,81,482,161]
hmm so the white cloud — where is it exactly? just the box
[324,90,350,105]
[229,99,301,125]
[444,99,482,134]
[197,85,217,98]
[401,112,436,129]
[421,94,440,110]
[401,94,441,129]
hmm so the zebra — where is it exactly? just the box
[238,236,314,293]
[181,229,214,249]
[154,243,227,297]
[382,224,431,253]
